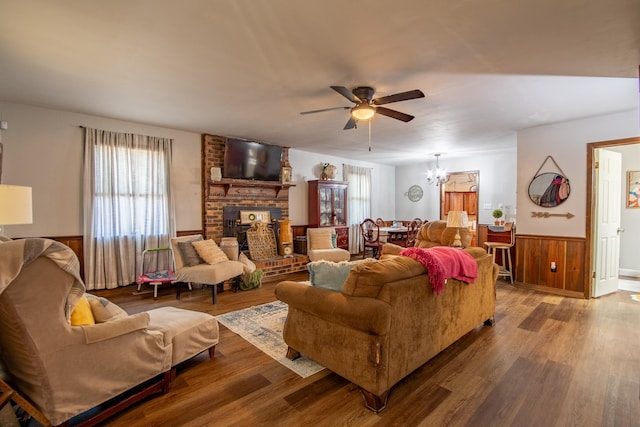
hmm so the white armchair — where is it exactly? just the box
[306,227,351,262]
[170,235,244,303]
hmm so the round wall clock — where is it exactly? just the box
[407,185,423,202]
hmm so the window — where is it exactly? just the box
[83,128,175,289]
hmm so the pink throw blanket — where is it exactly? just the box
[399,247,478,295]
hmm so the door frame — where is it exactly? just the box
[585,136,640,298]
[439,170,480,220]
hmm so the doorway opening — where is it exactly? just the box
[586,136,640,298]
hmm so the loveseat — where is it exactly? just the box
[275,237,498,412]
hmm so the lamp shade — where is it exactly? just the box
[446,211,469,228]
[0,184,33,224]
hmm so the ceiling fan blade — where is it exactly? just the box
[300,106,349,115]
[331,86,361,103]
[375,107,415,122]
[343,117,357,130]
[372,89,425,105]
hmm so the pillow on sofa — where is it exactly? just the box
[192,239,229,265]
[308,259,375,291]
[86,294,128,323]
[178,239,204,266]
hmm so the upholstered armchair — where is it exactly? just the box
[415,220,472,248]
[0,239,170,425]
[306,227,350,262]
[170,234,244,303]
[0,238,219,426]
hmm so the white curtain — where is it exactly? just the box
[343,164,372,254]
[83,128,175,290]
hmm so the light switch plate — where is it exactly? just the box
[483,203,492,210]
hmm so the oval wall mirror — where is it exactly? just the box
[528,173,571,207]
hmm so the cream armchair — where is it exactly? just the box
[0,239,171,426]
[0,238,219,426]
[306,227,351,262]
[170,234,244,303]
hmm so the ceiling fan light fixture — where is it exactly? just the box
[351,104,375,121]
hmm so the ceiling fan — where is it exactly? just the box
[300,86,425,130]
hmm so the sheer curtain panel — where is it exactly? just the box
[343,164,372,254]
[83,128,175,290]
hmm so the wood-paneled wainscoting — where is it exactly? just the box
[515,234,587,298]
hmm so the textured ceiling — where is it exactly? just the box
[0,0,638,164]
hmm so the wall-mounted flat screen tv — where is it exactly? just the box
[223,138,283,181]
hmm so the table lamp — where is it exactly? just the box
[446,210,469,248]
[0,184,33,236]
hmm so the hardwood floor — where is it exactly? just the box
[92,275,640,427]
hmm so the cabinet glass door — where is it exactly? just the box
[333,188,345,225]
[319,187,332,226]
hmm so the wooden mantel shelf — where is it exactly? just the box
[207,179,295,200]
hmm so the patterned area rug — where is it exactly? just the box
[216,301,325,378]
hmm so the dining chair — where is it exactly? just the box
[405,220,420,247]
[360,218,384,259]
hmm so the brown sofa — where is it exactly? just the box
[275,223,497,412]
[415,219,473,248]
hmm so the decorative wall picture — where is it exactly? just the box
[280,166,292,184]
[240,210,271,224]
[627,170,640,208]
[528,156,570,207]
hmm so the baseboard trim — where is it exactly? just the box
[619,269,640,279]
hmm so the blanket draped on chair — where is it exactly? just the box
[0,238,85,318]
[399,246,478,295]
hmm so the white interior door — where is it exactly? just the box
[592,148,622,297]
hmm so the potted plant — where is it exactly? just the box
[492,209,503,226]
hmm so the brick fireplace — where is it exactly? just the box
[201,134,308,279]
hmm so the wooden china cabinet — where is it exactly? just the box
[307,180,349,250]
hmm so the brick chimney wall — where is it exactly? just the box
[201,134,290,242]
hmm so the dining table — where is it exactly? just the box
[378,226,409,244]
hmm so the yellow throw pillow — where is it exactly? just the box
[70,295,96,326]
[192,239,229,265]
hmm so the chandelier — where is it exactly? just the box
[426,153,447,186]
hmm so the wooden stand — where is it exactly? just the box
[0,378,50,426]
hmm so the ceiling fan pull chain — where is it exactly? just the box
[368,120,372,152]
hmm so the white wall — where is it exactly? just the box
[395,148,518,224]
[0,102,202,237]
[287,149,396,226]
[0,102,397,237]
[517,110,639,238]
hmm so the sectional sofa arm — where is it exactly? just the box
[275,281,392,335]
[79,312,152,344]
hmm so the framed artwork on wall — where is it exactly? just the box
[281,166,292,184]
[627,170,640,208]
